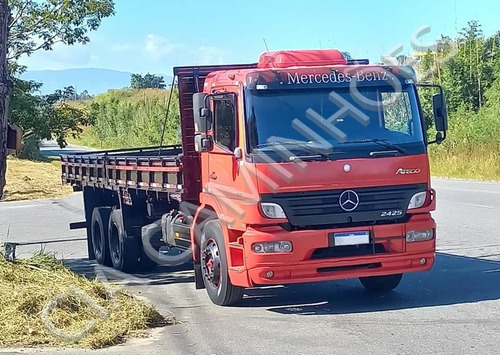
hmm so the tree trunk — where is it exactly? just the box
[0,0,11,200]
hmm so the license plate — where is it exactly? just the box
[333,231,370,246]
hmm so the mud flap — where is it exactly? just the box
[194,262,205,289]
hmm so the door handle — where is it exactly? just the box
[209,172,217,180]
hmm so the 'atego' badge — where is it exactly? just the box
[396,168,421,175]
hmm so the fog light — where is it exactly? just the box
[252,243,263,253]
[406,229,433,242]
[420,258,427,265]
[266,271,274,278]
[251,241,293,253]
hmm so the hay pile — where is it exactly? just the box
[0,253,172,348]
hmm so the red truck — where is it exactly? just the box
[61,49,448,306]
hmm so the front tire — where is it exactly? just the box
[200,220,243,306]
[90,207,112,266]
[359,273,403,292]
[108,209,139,273]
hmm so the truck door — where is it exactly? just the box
[206,95,247,229]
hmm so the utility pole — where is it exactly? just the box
[0,0,11,200]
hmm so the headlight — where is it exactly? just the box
[260,202,287,219]
[408,191,427,209]
[406,229,433,242]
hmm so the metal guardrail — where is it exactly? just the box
[2,237,87,261]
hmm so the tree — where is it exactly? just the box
[79,89,92,100]
[8,0,115,60]
[130,73,145,89]
[9,78,93,147]
[130,73,166,89]
[0,0,11,200]
[417,22,499,114]
[0,0,115,198]
[341,51,352,60]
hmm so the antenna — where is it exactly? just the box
[454,0,458,33]
[263,38,270,52]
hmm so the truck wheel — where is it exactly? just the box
[108,210,139,273]
[359,273,403,292]
[200,220,243,306]
[90,207,112,266]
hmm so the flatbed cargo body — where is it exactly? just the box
[61,145,183,193]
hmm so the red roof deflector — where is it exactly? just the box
[257,49,347,69]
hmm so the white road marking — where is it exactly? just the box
[436,186,500,194]
[0,203,41,210]
[439,200,498,209]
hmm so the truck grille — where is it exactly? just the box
[261,183,427,227]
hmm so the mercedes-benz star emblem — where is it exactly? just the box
[339,190,360,212]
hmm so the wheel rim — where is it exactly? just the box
[109,222,121,263]
[92,221,102,257]
[202,238,221,289]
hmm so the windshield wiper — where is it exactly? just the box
[256,141,333,161]
[342,138,408,155]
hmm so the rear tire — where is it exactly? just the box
[200,220,243,306]
[359,273,403,292]
[90,207,112,266]
[108,209,139,273]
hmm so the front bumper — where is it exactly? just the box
[239,214,436,286]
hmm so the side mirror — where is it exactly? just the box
[194,134,213,153]
[193,93,212,134]
[432,93,448,132]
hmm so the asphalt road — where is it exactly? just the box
[40,140,94,157]
[1,175,500,354]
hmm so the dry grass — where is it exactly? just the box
[429,144,500,181]
[2,157,73,202]
[0,253,173,349]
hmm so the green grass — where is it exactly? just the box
[67,88,180,150]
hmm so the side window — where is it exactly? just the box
[214,99,236,151]
[381,92,412,134]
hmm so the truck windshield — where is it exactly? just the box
[244,85,426,159]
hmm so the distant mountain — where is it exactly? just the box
[20,68,172,95]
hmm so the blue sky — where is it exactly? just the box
[20,0,500,74]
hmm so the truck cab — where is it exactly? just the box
[185,49,447,305]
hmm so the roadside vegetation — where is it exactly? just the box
[2,157,73,202]
[0,253,172,349]
[419,21,500,181]
[70,88,180,149]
